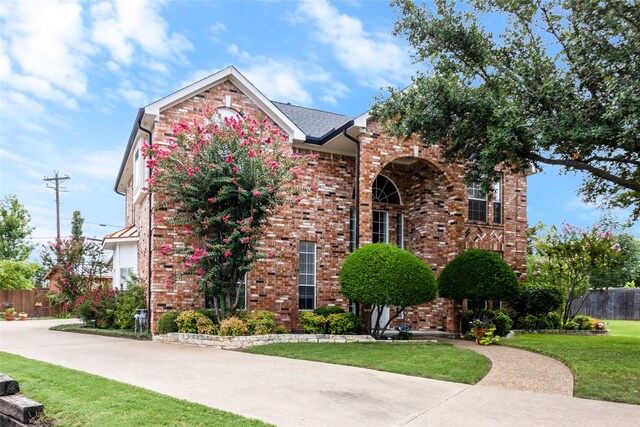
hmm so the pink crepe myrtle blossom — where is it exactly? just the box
[224,250,232,258]
[253,190,261,197]
[241,237,250,244]
[247,149,256,158]
[268,251,275,259]
[160,245,172,255]
[225,154,234,163]
[232,167,239,173]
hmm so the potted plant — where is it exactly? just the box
[4,307,16,321]
[470,319,493,344]
[18,312,28,320]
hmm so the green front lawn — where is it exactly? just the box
[245,342,490,384]
[606,320,640,338]
[502,334,640,405]
[0,352,269,427]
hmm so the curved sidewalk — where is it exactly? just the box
[446,338,574,395]
[1,320,638,426]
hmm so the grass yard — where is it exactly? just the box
[0,352,269,427]
[245,342,490,384]
[606,320,640,338]
[502,334,640,405]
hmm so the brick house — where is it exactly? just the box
[107,66,528,333]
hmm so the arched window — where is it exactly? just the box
[372,175,401,204]
[214,107,240,125]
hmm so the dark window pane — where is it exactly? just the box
[493,202,502,224]
[468,199,487,222]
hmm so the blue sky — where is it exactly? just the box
[0,0,637,254]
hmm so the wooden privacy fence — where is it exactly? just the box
[0,289,64,317]
[572,288,640,320]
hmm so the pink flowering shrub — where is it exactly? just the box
[145,108,314,321]
[41,238,110,308]
[74,287,118,328]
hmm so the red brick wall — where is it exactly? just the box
[125,78,528,333]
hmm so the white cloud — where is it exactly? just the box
[1,0,92,97]
[71,150,123,180]
[118,81,149,107]
[294,0,413,88]
[90,0,193,66]
[229,44,342,106]
[208,22,226,43]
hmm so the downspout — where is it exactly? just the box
[137,119,153,329]
[343,129,361,316]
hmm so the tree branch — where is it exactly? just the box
[530,153,640,193]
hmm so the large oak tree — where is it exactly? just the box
[373,0,639,220]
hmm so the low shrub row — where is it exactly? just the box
[157,309,287,336]
[157,305,363,336]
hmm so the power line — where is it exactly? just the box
[43,171,70,240]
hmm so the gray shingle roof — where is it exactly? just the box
[272,101,353,143]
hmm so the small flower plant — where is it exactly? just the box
[470,319,493,329]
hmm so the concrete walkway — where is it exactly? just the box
[445,338,574,395]
[1,319,638,426]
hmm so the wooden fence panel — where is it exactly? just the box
[0,289,64,318]
[572,288,640,320]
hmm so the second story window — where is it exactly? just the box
[493,177,502,224]
[468,181,487,222]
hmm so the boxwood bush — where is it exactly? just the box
[245,310,276,335]
[157,311,179,334]
[438,249,521,314]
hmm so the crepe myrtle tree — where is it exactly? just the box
[145,108,315,322]
[530,223,624,325]
[41,238,110,309]
[339,243,438,338]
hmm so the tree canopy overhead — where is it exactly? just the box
[373,0,639,221]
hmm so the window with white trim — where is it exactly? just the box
[133,139,147,195]
[372,211,388,243]
[468,181,487,222]
[119,267,134,290]
[396,213,404,249]
[372,175,401,204]
[298,241,316,310]
[493,176,502,224]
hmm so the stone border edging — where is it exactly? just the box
[153,333,376,349]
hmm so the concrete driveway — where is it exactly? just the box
[1,319,638,426]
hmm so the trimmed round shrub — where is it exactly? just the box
[513,283,562,316]
[438,249,521,303]
[313,306,345,316]
[275,325,288,334]
[299,312,329,334]
[157,311,179,334]
[543,311,562,329]
[327,313,362,334]
[196,316,217,335]
[218,316,248,336]
[340,243,438,308]
[492,311,513,337]
[176,310,205,334]
[196,309,218,325]
[571,315,595,330]
[245,310,276,335]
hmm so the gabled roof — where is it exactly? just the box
[115,66,363,193]
[272,102,354,144]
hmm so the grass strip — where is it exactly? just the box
[502,334,640,405]
[50,323,151,340]
[0,352,270,427]
[246,342,490,384]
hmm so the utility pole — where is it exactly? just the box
[43,171,70,239]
